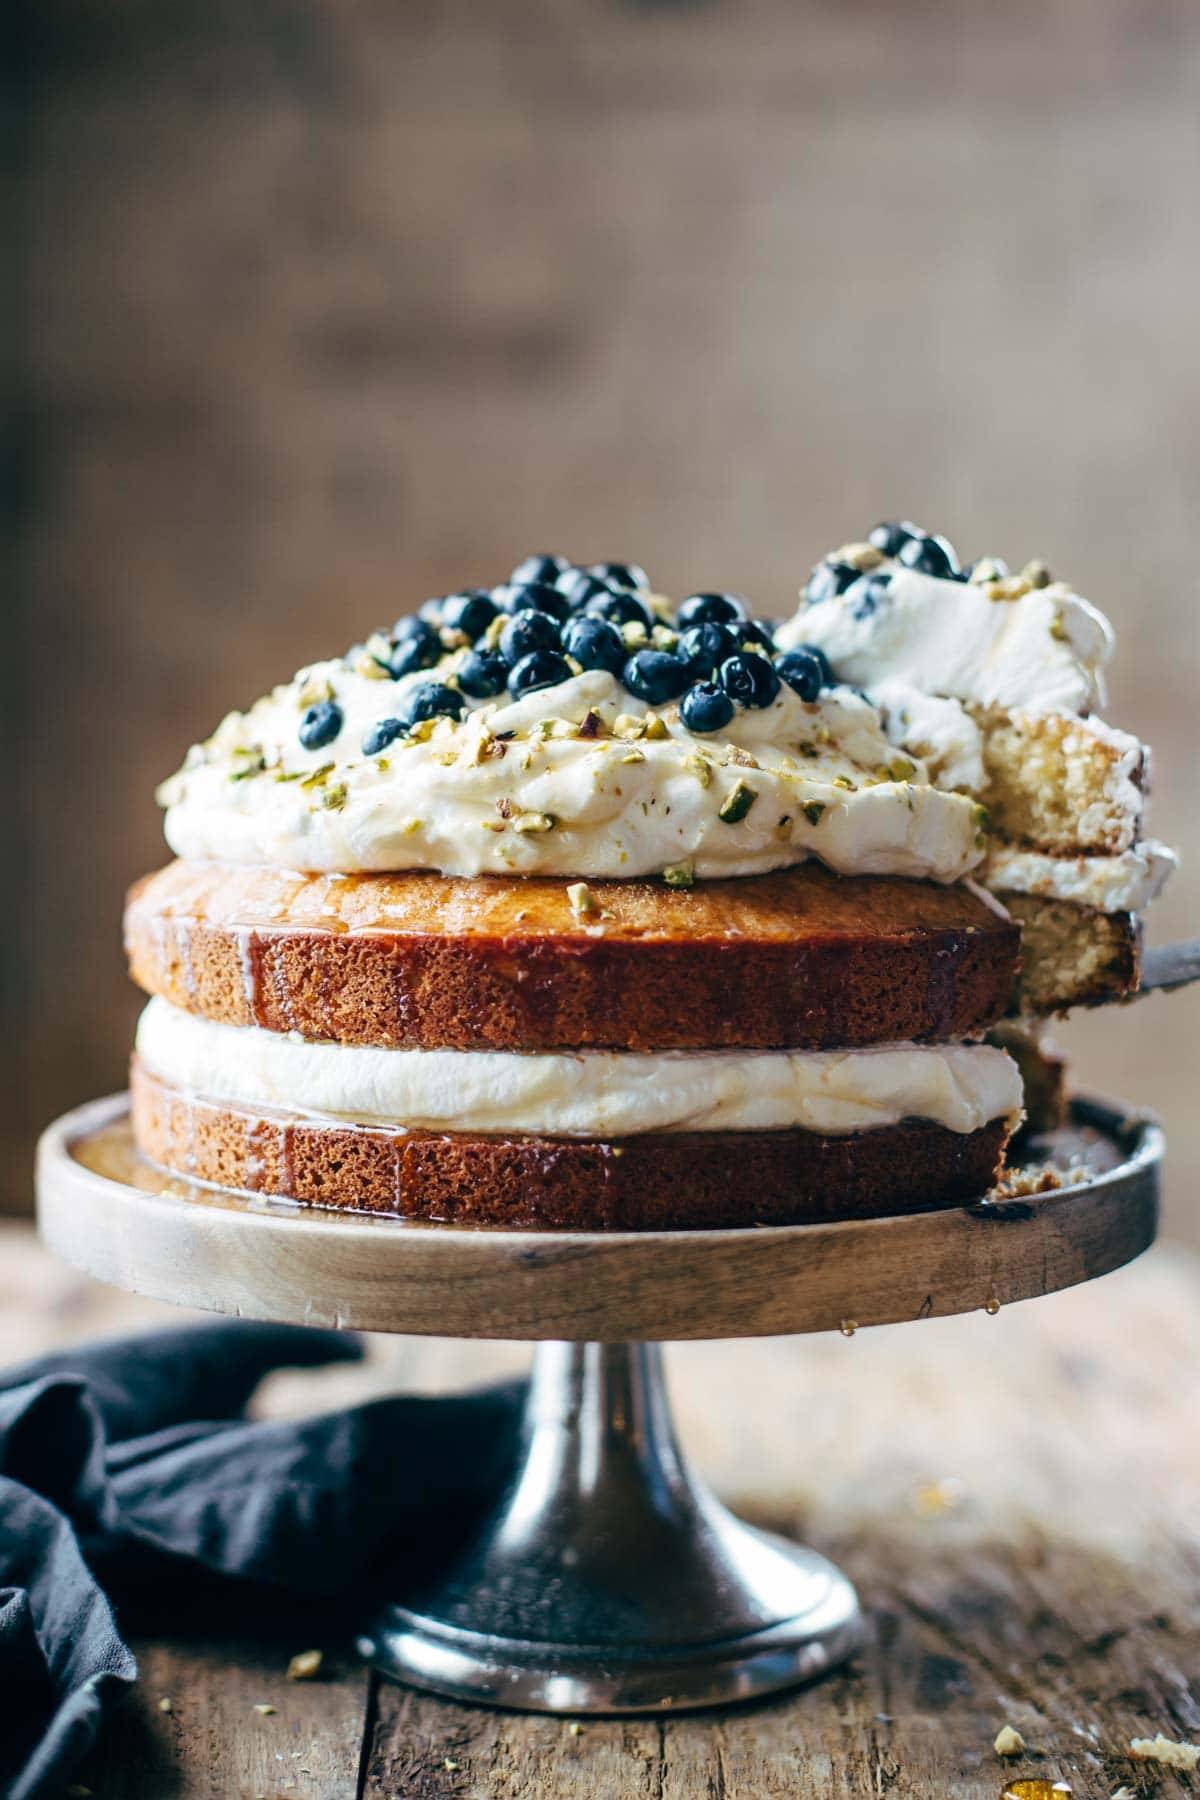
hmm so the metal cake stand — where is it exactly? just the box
[37,1093,1160,1716]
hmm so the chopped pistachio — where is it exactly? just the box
[832,541,885,572]
[967,557,1006,585]
[229,753,266,782]
[349,648,391,680]
[682,753,712,787]
[620,748,647,764]
[833,774,856,790]
[662,859,695,888]
[297,673,335,707]
[724,745,759,769]
[650,624,680,651]
[1048,606,1070,642]
[400,817,424,836]
[620,620,649,649]
[287,1650,323,1682]
[534,717,580,740]
[480,819,506,832]
[1020,558,1052,588]
[802,800,826,825]
[612,713,647,740]
[481,614,507,649]
[888,756,917,782]
[273,767,304,783]
[407,717,438,743]
[984,575,1032,603]
[317,782,348,812]
[578,709,604,739]
[298,762,335,790]
[567,881,599,919]
[718,780,757,824]
[512,811,556,833]
[643,711,669,740]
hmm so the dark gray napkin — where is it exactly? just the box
[0,1323,524,1800]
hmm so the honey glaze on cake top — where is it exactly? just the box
[158,555,984,883]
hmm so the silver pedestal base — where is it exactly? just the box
[358,1342,861,1714]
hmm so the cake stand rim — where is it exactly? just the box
[35,1092,1161,1341]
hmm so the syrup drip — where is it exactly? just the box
[839,1319,857,1337]
[1000,1782,1072,1799]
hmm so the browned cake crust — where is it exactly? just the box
[1002,894,1141,1015]
[126,859,1019,1052]
[130,1061,1010,1231]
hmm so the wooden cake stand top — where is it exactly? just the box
[36,1094,1159,1341]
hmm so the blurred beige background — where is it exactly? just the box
[14,0,1198,1235]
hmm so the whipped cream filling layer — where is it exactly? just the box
[136,998,1023,1138]
[159,666,984,884]
[983,840,1177,913]
[778,561,1113,715]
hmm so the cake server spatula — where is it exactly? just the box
[1138,936,1200,994]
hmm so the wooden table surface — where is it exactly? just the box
[5,1224,1198,1799]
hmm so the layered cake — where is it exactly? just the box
[126,553,1027,1229]
[778,523,1175,1015]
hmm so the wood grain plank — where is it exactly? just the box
[76,1634,369,1800]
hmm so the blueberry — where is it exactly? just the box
[623,649,690,705]
[457,648,509,699]
[677,621,740,677]
[680,681,735,734]
[397,681,466,731]
[775,647,828,701]
[716,652,781,709]
[388,620,443,678]
[493,581,571,622]
[394,612,438,641]
[804,560,859,606]
[363,716,405,755]
[898,533,960,579]
[298,700,344,750]
[499,608,562,664]
[441,589,497,639]
[554,567,597,605]
[585,589,654,630]
[676,592,748,629]
[507,648,573,697]
[562,614,626,675]
[511,553,568,587]
[588,561,649,592]
[867,521,921,557]
[736,618,778,654]
[844,573,892,619]
[557,572,619,610]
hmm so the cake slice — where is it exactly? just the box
[777,526,1175,1014]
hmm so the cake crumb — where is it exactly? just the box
[1129,1733,1200,1770]
[287,1649,323,1681]
[253,1703,277,1716]
[158,1696,173,1713]
[995,1724,1027,1757]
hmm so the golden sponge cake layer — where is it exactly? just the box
[130,1060,1011,1232]
[126,859,1020,1053]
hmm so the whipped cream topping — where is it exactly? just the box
[160,662,984,883]
[136,998,1022,1138]
[778,558,1114,715]
[983,839,1176,913]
